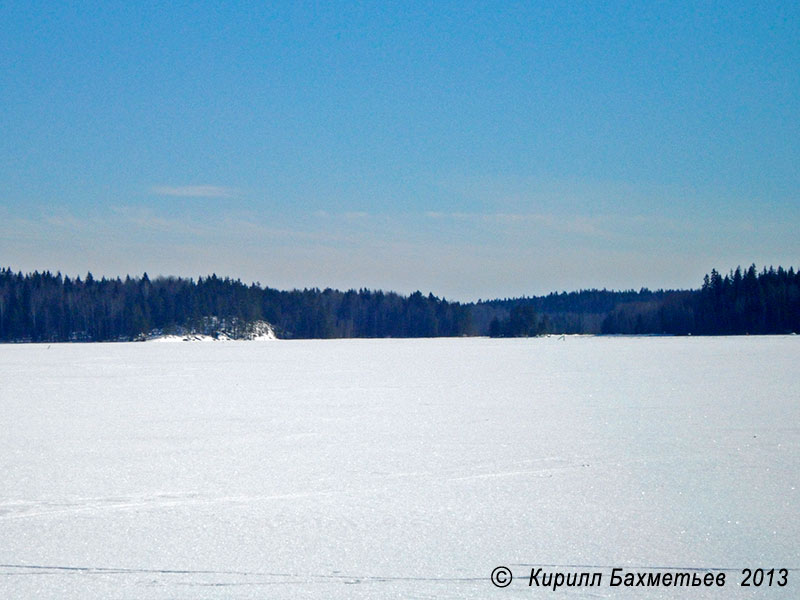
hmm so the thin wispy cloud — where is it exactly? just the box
[150,185,237,198]
[422,211,602,235]
[420,210,713,240]
[43,214,90,230]
[312,210,370,219]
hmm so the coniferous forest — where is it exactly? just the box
[0,265,798,342]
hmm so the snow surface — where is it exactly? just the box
[0,336,798,599]
[147,333,225,342]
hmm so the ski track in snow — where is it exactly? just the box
[0,456,615,520]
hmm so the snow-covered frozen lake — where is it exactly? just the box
[1,336,798,599]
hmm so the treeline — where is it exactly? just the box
[0,265,798,342]
[473,288,675,335]
[482,265,800,336]
[0,269,471,341]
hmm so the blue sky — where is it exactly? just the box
[1,1,798,300]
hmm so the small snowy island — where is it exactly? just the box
[141,319,277,342]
